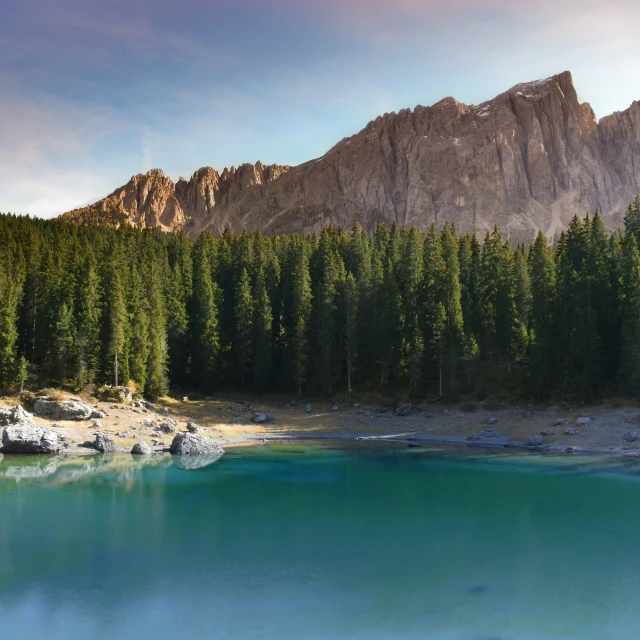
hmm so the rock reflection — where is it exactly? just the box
[171,452,224,470]
[0,453,174,486]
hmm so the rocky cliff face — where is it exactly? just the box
[62,71,640,241]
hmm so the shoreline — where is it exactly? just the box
[3,393,640,459]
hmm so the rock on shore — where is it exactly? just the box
[2,425,61,454]
[34,398,94,421]
[169,433,224,458]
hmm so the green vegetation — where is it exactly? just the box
[0,198,639,401]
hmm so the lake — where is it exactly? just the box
[1,443,639,639]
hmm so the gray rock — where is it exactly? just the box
[2,425,60,454]
[479,427,503,437]
[486,417,498,425]
[131,441,152,455]
[159,421,176,434]
[186,422,199,433]
[160,407,169,417]
[331,404,338,412]
[576,417,592,426]
[305,404,312,413]
[91,410,106,419]
[91,420,103,429]
[0,405,34,425]
[33,398,93,421]
[141,418,158,429]
[353,403,360,408]
[289,400,297,406]
[552,419,569,427]
[623,431,639,443]
[252,412,273,424]
[94,432,116,453]
[528,435,545,446]
[564,427,578,436]
[540,429,555,436]
[169,433,224,457]
[466,434,481,442]
[394,403,412,417]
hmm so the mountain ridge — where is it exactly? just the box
[61,71,640,241]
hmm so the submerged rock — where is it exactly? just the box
[169,433,224,458]
[2,425,60,454]
[131,441,152,455]
[94,432,116,453]
[33,398,93,421]
[172,454,223,471]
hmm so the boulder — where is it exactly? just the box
[623,431,639,443]
[91,410,106,419]
[576,417,592,426]
[486,417,498,425]
[0,405,34,425]
[33,398,93,421]
[131,441,152,455]
[169,433,224,458]
[540,429,554,436]
[252,412,273,424]
[564,427,578,436]
[141,419,158,429]
[552,419,568,427]
[528,435,545,447]
[2,425,60,454]
[305,404,312,413]
[480,428,502,437]
[394,403,412,417]
[159,421,176,434]
[94,432,116,453]
[186,422,199,433]
[331,404,338,412]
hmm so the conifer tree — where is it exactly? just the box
[234,268,254,388]
[618,234,640,395]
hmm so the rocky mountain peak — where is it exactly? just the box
[62,71,639,241]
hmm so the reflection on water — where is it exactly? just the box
[2,444,640,640]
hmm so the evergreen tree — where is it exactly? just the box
[234,268,254,388]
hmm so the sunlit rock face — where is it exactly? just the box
[62,72,640,242]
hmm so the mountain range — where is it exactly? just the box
[61,71,640,241]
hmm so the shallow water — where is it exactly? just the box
[1,444,640,639]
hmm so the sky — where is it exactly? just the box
[1,0,639,218]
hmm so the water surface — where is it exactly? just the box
[1,444,639,639]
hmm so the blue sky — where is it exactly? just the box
[1,0,639,217]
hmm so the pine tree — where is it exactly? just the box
[252,268,273,392]
[145,260,169,398]
[439,224,464,396]
[0,259,21,388]
[618,234,640,395]
[289,241,312,397]
[528,231,556,397]
[55,302,75,388]
[191,241,221,392]
[234,268,254,388]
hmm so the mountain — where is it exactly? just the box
[61,71,640,241]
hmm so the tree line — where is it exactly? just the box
[1,197,639,402]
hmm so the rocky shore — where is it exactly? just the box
[3,391,640,460]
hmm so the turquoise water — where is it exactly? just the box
[1,444,640,639]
